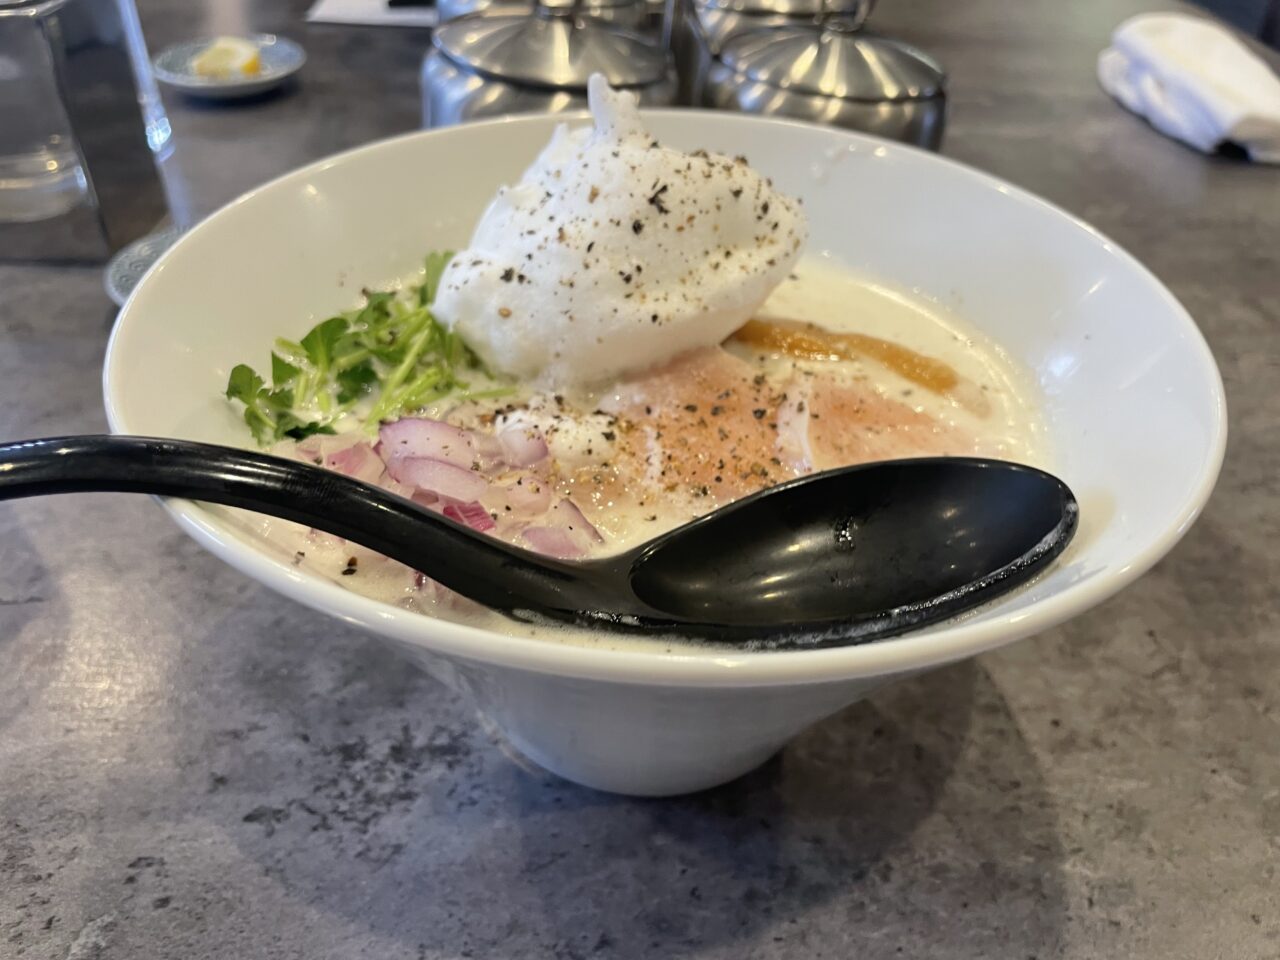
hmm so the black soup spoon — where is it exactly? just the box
[0,436,1077,648]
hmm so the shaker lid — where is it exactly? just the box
[719,19,945,102]
[699,0,827,16]
[441,0,640,15]
[433,1,669,90]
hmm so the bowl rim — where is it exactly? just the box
[104,109,1228,688]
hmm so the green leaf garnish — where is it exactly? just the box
[225,363,264,402]
[281,421,336,441]
[225,364,326,444]
[420,251,453,307]
[271,352,300,386]
[335,360,378,405]
[300,316,348,371]
[223,249,506,446]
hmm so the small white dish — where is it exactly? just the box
[152,34,305,101]
[104,226,183,308]
[104,113,1226,796]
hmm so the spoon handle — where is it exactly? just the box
[0,435,589,615]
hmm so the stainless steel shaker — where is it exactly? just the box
[672,0,830,104]
[421,0,678,128]
[436,0,650,33]
[701,0,947,149]
[0,0,172,261]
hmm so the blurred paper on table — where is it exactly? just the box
[306,0,437,27]
[1098,13,1280,163]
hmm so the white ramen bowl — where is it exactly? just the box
[105,112,1226,796]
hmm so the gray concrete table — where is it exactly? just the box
[2,1,1277,957]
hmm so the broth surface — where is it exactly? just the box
[215,257,1050,651]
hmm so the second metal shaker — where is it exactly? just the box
[422,0,678,128]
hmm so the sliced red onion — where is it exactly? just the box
[498,424,549,467]
[382,453,414,485]
[472,432,505,461]
[411,490,441,511]
[289,432,361,464]
[551,498,604,543]
[474,435,511,478]
[443,500,496,533]
[388,457,488,502]
[318,432,365,453]
[294,437,324,461]
[378,418,476,469]
[324,445,359,472]
[522,526,584,559]
[324,441,384,484]
[379,477,416,501]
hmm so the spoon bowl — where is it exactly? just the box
[626,458,1075,640]
[0,435,1076,648]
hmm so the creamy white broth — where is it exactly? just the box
[211,258,1050,651]
[758,258,1049,470]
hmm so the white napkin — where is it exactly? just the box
[306,0,437,28]
[1097,13,1280,162]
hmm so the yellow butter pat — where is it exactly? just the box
[191,37,261,78]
